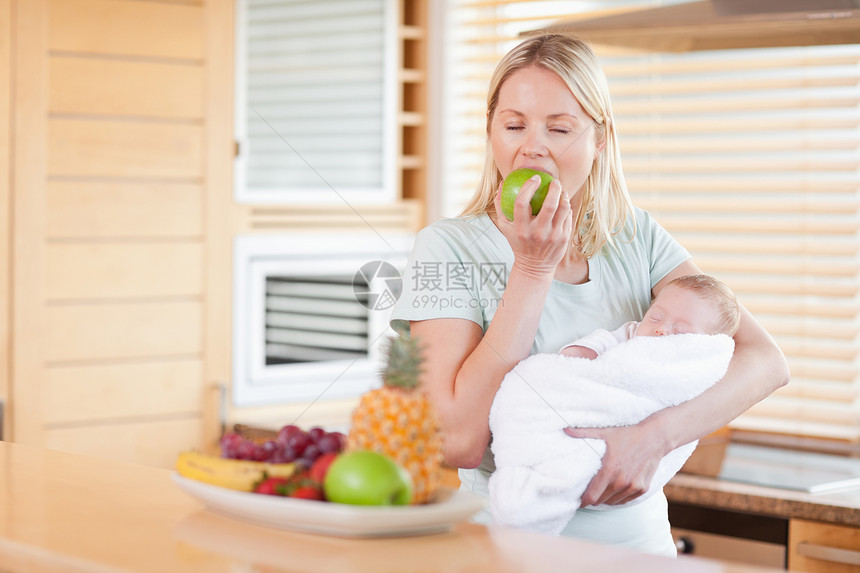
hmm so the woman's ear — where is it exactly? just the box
[594,137,607,159]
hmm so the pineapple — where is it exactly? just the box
[348,332,443,504]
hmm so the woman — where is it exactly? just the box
[390,34,788,555]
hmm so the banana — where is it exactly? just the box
[176,451,297,491]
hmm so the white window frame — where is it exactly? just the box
[233,0,399,205]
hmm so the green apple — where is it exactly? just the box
[500,168,555,221]
[323,451,413,506]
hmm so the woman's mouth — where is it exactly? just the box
[516,165,554,177]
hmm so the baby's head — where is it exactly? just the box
[636,274,740,338]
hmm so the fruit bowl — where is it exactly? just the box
[172,474,485,538]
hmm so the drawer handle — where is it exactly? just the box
[675,536,695,554]
[797,542,860,566]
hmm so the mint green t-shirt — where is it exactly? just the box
[390,207,690,555]
[392,207,688,350]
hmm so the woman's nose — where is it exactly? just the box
[522,129,548,157]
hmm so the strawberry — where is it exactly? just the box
[309,452,339,484]
[253,476,290,496]
[252,467,326,501]
[291,484,325,500]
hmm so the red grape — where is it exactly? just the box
[301,444,321,464]
[220,424,342,465]
[219,432,243,457]
[261,440,279,458]
[308,426,326,443]
[277,424,302,444]
[287,431,311,456]
[234,440,257,460]
[316,433,342,454]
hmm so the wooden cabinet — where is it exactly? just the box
[789,519,860,572]
[4,0,223,467]
[2,0,430,466]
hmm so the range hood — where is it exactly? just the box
[533,0,860,52]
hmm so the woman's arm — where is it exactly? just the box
[413,179,572,468]
[568,259,790,507]
[412,265,551,468]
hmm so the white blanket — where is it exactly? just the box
[488,333,734,535]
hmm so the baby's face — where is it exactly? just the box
[636,286,722,338]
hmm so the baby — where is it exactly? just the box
[561,274,740,360]
[489,274,741,535]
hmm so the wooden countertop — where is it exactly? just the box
[0,441,786,573]
[667,472,860,526]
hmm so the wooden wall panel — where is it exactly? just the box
[46,181,203,239]
[44,417,203,468]
[49,0,204,60]
[49,56,204,119]
[44,301,202,363]
[45,242,203,299]
[9,0,216,468]
[48,119,203,178]
[43,359,202,424]
[0,0,10,439]
[12,0,49,445]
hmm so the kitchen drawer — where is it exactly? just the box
[789,519,860,572]
[669,502,787,568]
[672,528,786,568]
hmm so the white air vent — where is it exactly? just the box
[233,233,413,406]
[265,275,370,364]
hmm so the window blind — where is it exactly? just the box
[235,0,396,203]
[444,0,860,442]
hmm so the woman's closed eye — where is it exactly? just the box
[503,125,573,135]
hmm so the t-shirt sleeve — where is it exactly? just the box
[637,208,691,288]
[559,321,636,355]
[390,223,485,333]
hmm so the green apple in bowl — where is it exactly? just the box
[500,168,555,221]
[323,451,414,506]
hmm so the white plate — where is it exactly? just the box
[172,473,485,538]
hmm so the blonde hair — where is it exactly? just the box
[459,34,634,258]
[666,274,741,336]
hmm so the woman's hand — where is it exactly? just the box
[493,176,572,278]
[564,422,668,506]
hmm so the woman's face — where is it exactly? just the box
[490,65,603,199]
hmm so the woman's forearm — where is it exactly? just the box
[646,305,790,454]
[414,263,555,468]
